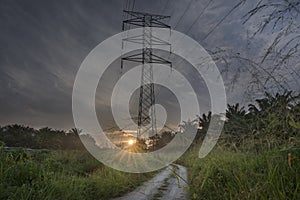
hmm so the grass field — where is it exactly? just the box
[0,146,155,200]
[1,137,299,200]
[177,142,300,200]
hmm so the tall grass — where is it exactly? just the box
[178,141,300,200]
[0,146,154,200]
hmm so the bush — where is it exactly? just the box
[179,146,300,200]
[0,148,154,199]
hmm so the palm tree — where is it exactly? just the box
[226,103,246,120]
[247,90,300,138]
[68,128,82,136]
[179,119,198,133]
[197,111,212,131]
[225,103,249,135]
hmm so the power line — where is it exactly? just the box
[121,0,244,131]
[126,0,136,28]
[173,0,245,69]
[122,0,136,52]
[131,0,136,11]
[161,0,171,14]
[154,0,200,100]
[123,0,130,30]
[185,0,213,34]
[155,0,213,100]
[174,0,194,29]
[155,0,244,103]
[201,0,245,42]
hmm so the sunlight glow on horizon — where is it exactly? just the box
[128,139,135,145]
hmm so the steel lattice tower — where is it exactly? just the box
[121,10,172,140]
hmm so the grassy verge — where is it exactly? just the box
[177,144,300,200]
[0,147,155,200]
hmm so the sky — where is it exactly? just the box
[0,0,299,130]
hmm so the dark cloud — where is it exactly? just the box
[0,0,124,128]
[0,0,296,129]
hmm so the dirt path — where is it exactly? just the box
[113,164,188,200]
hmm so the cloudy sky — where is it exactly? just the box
[1,0,298,130]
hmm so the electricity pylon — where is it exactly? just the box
[121,10,172,140]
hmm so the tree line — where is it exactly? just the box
[194,90,300,151]
[0,126,87,150]
[1,90,299,151]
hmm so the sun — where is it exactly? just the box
[128,139,134,145]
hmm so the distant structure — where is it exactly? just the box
[121,10,172,140]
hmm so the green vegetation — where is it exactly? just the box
[0,126,87,150]
[1,90,299,199]
[178,145,300,200]
[0,146,154,200]
[195,91,300,148]
[177,90,300,200]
